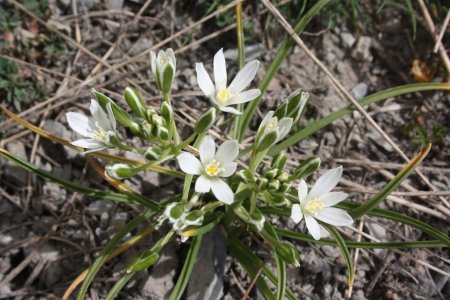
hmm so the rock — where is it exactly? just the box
[86,200,114,216]
[43,182,67,207]
[140,171,161,194]
[105,0,124,10]
[366,128,394,153]
[366,221,388,258]
[351,83,368,100]
[142,240,179,299]
[340,32,356,49]
[0,234,13,246]
[186,227,227,300]
[110,212,128,231]
[43,120,78,160]
[3,141,28,186]
[100,211,109,229]
[352,36,373,62]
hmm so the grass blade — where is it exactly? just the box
[168,235,203,300]
[349,144,431,218]
[268,83,450,155]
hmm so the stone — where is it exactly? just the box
[340,32,356,49]
[351,83,368,100]
[105,0,124,10]
[366,128,394,153]
[110,212,128,231]
[86,200,114,216]
[352,36,373,62]
[43,182,67,207]
[186,227,227,300]
[3,141,28,186]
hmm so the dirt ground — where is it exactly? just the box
[0,1,449,299]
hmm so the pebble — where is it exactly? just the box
[86,200,113,216]
[352,36,373,62]
[340,32,356,48]
[351,82,368,100]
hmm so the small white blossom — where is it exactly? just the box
[257,111,293,144]
[290,166,353,240]
[177,135,238,204]
[196,48,260,115]
[66,99,116,151]
[150,49,176,92]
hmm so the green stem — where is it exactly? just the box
[232,1,245,138]
[163,92,180,144]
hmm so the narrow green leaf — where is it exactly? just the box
[77,209,156,300]
[264,223,287,300]
[182,212,224,238]
[350,144,431,218]
[321,224,354,287]
[105,273,134,300]
[168,235,203,300]
[269,83,450,155]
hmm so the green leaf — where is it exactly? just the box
[257,131,278,152]
[269,83,450,155]
[77,209,156,300]
[321,224,354,287]
[168,235,203,300]
[162,64,174,94]
[350,143,431,218]
[105,273,134,300]
[237,0,330,142]
[182,212,224,238]
[126,251,159,273]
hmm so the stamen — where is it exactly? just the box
[205,160,223,177]
[304,199,325,215]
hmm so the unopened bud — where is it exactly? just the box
[124,87,146,119]
[195,108,216,134]
[92,89,133,127]
[126,250,159,273]
[275,242,300,267]
[293,157,321,179]
[105,163,137,180]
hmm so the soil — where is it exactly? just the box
[0,1,449,300]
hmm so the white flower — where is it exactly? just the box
[177,135,238,204]
[150,48,176,92]
[196,48,261,115]
[66,99,117,151]
[257,111,293,145]
[290,166,353,240]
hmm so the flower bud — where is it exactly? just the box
[184,210,204,227]
[263,168,278,180]
[277,171,289,182]
[272,195,289,206]
[293,157,321,179]
[124,87,146,119]
[273,101,288,119]
[126,250,159,273]
[236,170,254,183]
[159,126,169,140]
[150,49,176,94]
[130,121,145,138]
[195,108,216,134]
[164,203,185,223]
[144,147,162,160]
[286,89,309,123]
[249,211,265,231]
[268,179,280,191]
[160,101,173,126]
[145,107,157,122]
[105,163,137,180]
[275,242,300,267]
[256,131,277,152]
[279,182,291,193]
[258,177,268,190]
[92,89,133,127]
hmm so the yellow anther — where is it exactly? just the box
[268,119,277,130]
[304,199,325,215]
[205,160,222,177]
[217,89,231,102]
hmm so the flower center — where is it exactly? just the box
[268,119,278,130]
[304,199,325,215]
[90,121,110,143]
[217,88,232,102]
[205,160,222,177]
[160,58,166,65]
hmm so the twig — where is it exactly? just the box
[433,8,450,53]
[417,0,450,73]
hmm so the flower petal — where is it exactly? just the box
[220,106,241,115]
[195,175,212,193]
[290,204,303,224]
[177,152,202,175]
[105,103,116,132]
[199,135,216,165]
[71,138,105,149]
[210,178,234,204]
[315,207,353,226]
[213,48,227,90]
[66,112,92,137]
[277,117,293,141]
[230,60,260,93]
[90,99,111,131]
[227,89,261,105]
[257,111,274,133]
[305,215,321,240]
[298,179,308,203]
[215,140,239,163]
[309,166,343,199]
[321,192,348,207]
[220,162,237,177]
[196,63,215,97]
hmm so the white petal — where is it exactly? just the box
[257,111,274,133]
[195,175,212,193]
[220,162,237,177]
[66,112,92,137]
[298,179,308,203]
[321,192,348,207]
[105,103,116,132]
[176,152,202,175]
[213,48,227,90]
[290,204,303,224]
[196,63,215,96]
[315,207,353,226]
[220,106,241,115]
[309,166,343,199]
[305,215,321,240]
[227,89,261,105]
[166,48,176,66]
[199,135,216,165]
[230,60,260,93]
[276,117,293,141]
[150,51,157,74]
[90,99,111,131]
[210,178,234,204]
[215,140,239,163]
[71,138,105,149]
